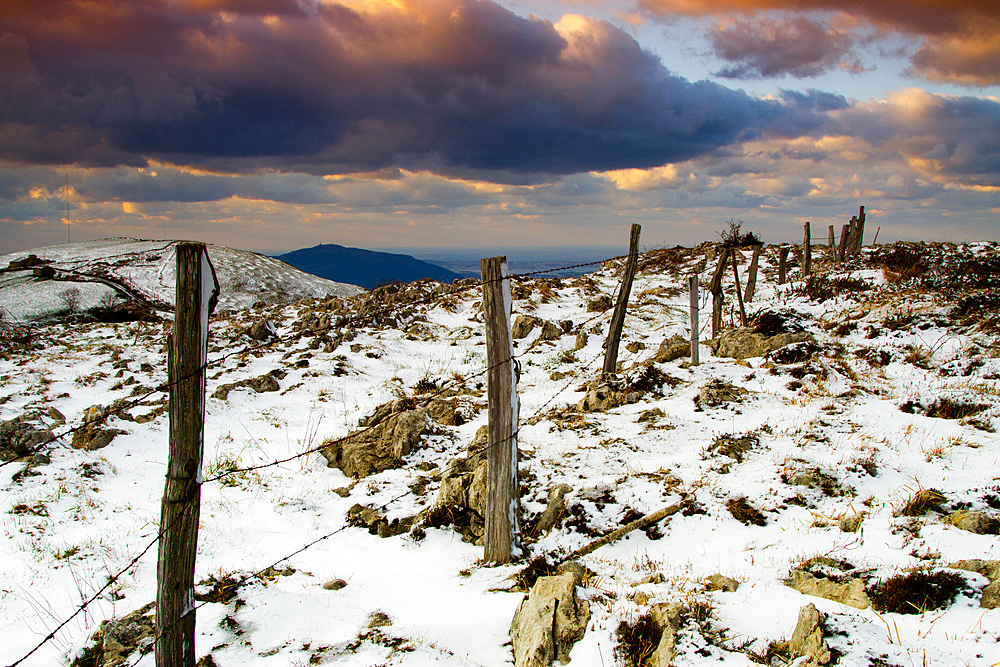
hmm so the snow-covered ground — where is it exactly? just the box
[0,238,363,323]
[2,241,999,666]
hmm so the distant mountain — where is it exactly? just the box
[274,244,461,289]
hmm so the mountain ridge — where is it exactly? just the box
[274,243,460,289]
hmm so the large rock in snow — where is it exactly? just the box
[510,572,590,667]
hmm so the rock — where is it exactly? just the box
[368,611,392,628]
[46,407,66,425]
[625,341,645,353]
[705,574,740,592]
[319,401,429,478]
[538,320,563,342]
[0,417,55,462]
[637,408,665,423]
[945,510,1000,535]
[648,602,684,667]
[72,425,127,451]
[650,335,690,364]
[247,319,277,341]
[212,372,281,400]
[709,328,813,360]
[573,330,588,351]
[534,484,572,536]
[76,603,155,667]
[786,603,832,666]
[950,560,1000,608]
[694,379,747,408]
[577,382,626,413]
[587,295,613,312]
[786,570,870,610]
[839,512,865,533]
[322,579,348,591]
[426,398,462,426]
[510,573,590,667]
[512,315,541,339]
[346,503,412,537]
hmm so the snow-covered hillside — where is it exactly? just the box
[2,241,999,667]
[0,238,364,323]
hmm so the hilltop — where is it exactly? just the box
[274,243,460,290]
[1,240,999,667]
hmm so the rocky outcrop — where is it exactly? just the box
[950,560,1000,608]
[786,557,870,609]
[944,511,1000,535]
[708,328,812,360]
[786,604,833,666]
[650,335,689,364]
[510,572,590,667]
[0,416,54,462]
[694,379,747,408]
[71,405,127,451]
[211,372,282,400]
[319,400,429,478]
[421,425,488,543]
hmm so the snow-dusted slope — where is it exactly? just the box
[0,238,364,322]
[2,241,1000,667]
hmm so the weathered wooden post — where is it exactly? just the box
[481,256,520,564]
[828,225,837,263]
[778,246,789,285]
[730,250,748,327]
[838,223,850,262]
[602,224,641,375]
[710,246,729,338]
[689,274,699,365]
[157,243,219,667]
[743,244,761,304]
[802,221,812,277]
[853,206,866,255]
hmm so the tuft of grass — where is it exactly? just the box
[868,570,969,614]
[895,488,947,517]
[726,497,767,526]
[614,613,662,667]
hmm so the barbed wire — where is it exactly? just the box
[3,248,649,667]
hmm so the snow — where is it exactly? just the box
[2,241,1000,666]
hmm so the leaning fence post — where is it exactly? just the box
[157,242,218,667]
[602,224,641,375]
[828,225,837,263]
[802,221,812,277]
[743,244,761,304]
[689,274,699,365]
[838,223,850,261]
[730,249,748,327]
[710,246,729,338]
[481,256,520,564]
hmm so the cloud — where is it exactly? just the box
[639,0,1000,85]
[0,0,824,174]
[710,17,855,78]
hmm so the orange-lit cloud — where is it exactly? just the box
[639,0,1000,85]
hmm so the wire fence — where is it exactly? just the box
[3,249,647,667]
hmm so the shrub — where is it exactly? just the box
[868,570,969,614]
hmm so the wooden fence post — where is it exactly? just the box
[778,246,789,285]
[481,256,520,564]
[838,223,850,261]
[802,221,812,277]
[743,244,761,304]
[730,250,748,327]
[602,224,641,375]
[157,243,218,667]
[689,274,699,365]
[853,206,866,255]
[710,246,729,338]
[828,225,836,263]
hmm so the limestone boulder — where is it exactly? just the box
[319,402,429,478]
[694,379,747,408]
[787,604,832,666]
[587,295,613,312]
[510,573,590,667]
[650,335,690,364]
[512,316,541,339]
[710,328,813,360]
[950,560,1000,608]
[945,511,1000,535]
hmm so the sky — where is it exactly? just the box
[1,0,998,255]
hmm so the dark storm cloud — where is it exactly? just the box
[0,0,822,175]
[710,17,855,79]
